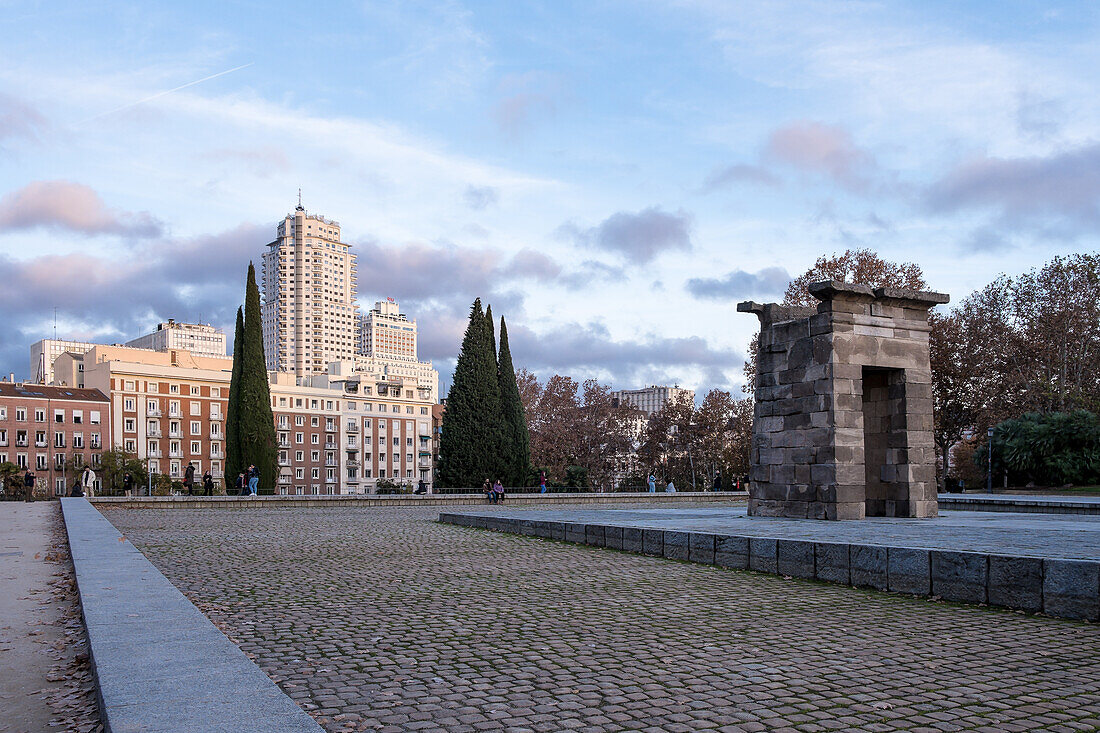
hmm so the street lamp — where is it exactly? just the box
[986,426,994,494]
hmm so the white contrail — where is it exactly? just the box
[74,62,253,125]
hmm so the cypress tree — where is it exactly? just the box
[497,317,531,486]
[225,306,244,489]
[485,304,497,359]
[439,298,504,487]
[238,263,278,492]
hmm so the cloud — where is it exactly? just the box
[0,93,47,149]
[765,121,876,192]
[462,185,498,210]
[685,266,791,301]
[925,142,1100,230]
[502,248,561,280]
[0,181,164,238]
[201,147,289,178]
[0,223,265,380]
[493,71,562,136]
[505,321,744,391]
[558,206,693,264]
[701,163,781,192]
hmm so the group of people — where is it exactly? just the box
[646,473,677,493]
[182,463,218,496]
[231,465,261,497]
[483,478,506,504]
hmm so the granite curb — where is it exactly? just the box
[439,512,1100,622]
[61,498,324,733]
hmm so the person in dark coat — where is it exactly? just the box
[246,465,258,496]
[414,479,427,495]
[23,470,35,502]
[183,463,196,496]
[235,473,246,497]
[712,473,722,492]
[123,471,134,495]
[202,470,214,496]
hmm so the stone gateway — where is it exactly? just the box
[738,281,949,520]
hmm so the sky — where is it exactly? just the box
[2,1,1100,396]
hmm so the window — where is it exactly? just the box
[170,384,179,394]
[0,430,6,446]
[90,433,101,449]
[364,419,372,429]
[190,386,200,395]
[191,441,201,455]
[405,406,414,414]
[311,450,320,461]
[295,415,305,426]
[54,433,65,448]
[148,440,158,454]
[326,400,334,410]
[378,469,386,478]
[91,452,101,467]
[392,405,400,413]
[190,401,201,416]
[34,409,45,422]
[311,434,319,445]
[406,454,413,463]
[211,387,220,397]
[125,380,136,390]
[310,400,318,410]
[420,407,428,415]
[295,450,304,461]
[295,432,304,444]
[0,407,5,420]
[191,421,201,435]
[311,468,319,479]
[295,468,304,479]
[210,423,221,437]
[311,416,319,427]
[36,454,47,470]
[124,418,136,432]
[169,401,180,416]
[73,454,84,468]
[16,453,27,468]
[15,408,26,422]
[363,404,372,412]
[124,439,136,452]
[393,437,399,447]
[279,397,287,407]
[34,431,45,447]
[406,437,413,446]
[73,410,83,424]
[148,383,158,393]
[54,409,65,423]
[73,433,84,449]
[347,401,356,411]
[55,478,66,496]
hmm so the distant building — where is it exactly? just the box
[262,201,360,377]
[610,385,695,416]
[353,298,439,402]
[29,338,99,385]
[0,382,111,496]
[125,320,226,357]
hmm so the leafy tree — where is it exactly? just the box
[233,264,277,492]
[97,448,148,495]
[0,462,22,498]
[980,411,1100,487]
[225,306,244,488]
[497,317,531,486]
[438,299,505,487]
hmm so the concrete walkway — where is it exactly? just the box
[0,502,96,733]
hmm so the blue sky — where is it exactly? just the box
[2,1,1099,394]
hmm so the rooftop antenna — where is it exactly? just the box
[296,188,304,212]
[53,307,57,340]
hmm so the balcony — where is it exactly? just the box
[278,439,290,448]
[324,442,337,450]
[15,440,28,447]
[168,429,182,439]
[168,410,181,419]
[147,449,163,458]
[210,450,224,459]
[168,449,182,458]
[35,440,47,448]
[278,458,290,466]
[147,408,163,417]
[147,428,162,438]
[325,477,337,484]
[346,459,360,467]
[278,476,291,484]
[325,459,337,467]
[345,444,359,452]
[345,423,359,433]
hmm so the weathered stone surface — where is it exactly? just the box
[777,539,815,579]
[622,527,643,553]
[642,529,664,556]
[988,555,1042,612]
[930,551,988,604]
[584,524,605,547]
[687,533,715,564]
[741,280,947,521]
[603,524,624,550]
[850,544,888,590]
[714,535,749,569]
[663,531,689,561]
[749,538,778,573]
[814,542,850,585]
[888,547,930,595]
[1044,559,1100,621]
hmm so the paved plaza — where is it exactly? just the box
[104,504,1100,733]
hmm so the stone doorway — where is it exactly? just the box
[862,367,904,517]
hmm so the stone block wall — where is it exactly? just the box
[738,281,948,520]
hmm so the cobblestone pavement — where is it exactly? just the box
[104,504,1100,733]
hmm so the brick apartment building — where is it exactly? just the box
[0,383,112,496]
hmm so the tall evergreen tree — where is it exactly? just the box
[237,263,278,492]
[439,299,505,487]
[485,304,497,359]
[497,317,531,486]
[224,306,244,489]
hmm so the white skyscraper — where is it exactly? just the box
[261,200,359,378]
[354,298,439,402]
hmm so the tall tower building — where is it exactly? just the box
[262,200,359,378]
[359,298,418,360]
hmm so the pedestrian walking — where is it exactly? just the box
[23,469,35,502]
[81,466,97,498]
[712,473,722,492]
[235,472,246,497]
[202,470,214,496]
[246,465,259,497]
[647,473,656,493]
[483,478,494,503]
[665,478,676,493]
[184,462,196,496]
[123,471,134,496]
[539,470,547,494]
[493,479,505,504]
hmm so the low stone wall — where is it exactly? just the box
[939,495,1100,515]
[91,491,748,509]
[61,498,324,733]
[440,512,1100,622]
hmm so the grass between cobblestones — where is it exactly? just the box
[102,503,1100,733]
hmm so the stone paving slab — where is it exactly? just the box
[441,507,1100,621]
[102,504,1100,732]
[939,492,1100,515]
[61,498,323,733]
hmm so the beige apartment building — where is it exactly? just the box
[355,298,439,402]
[125,320,226,357]
[262,202,360,378]
[29,338,100,385]
[610,385,695,416]
[77,346,232,482]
